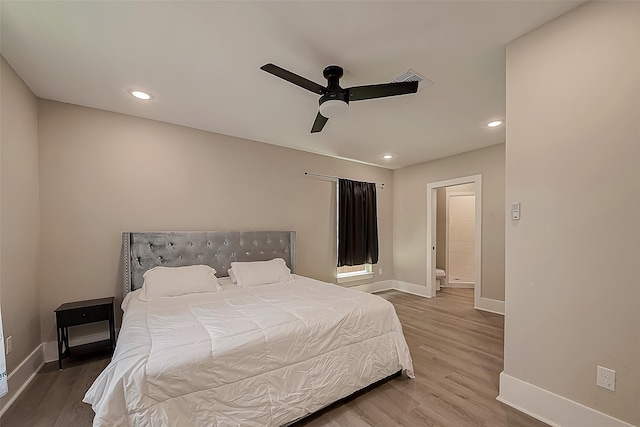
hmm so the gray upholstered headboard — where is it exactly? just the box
[123,231,296,295]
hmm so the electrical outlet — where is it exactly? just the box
[6,336,12,354]
[378,268,383,275]
[597,366,615,391]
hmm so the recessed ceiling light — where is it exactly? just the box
[131,90,151,100]
[383,155,393,159]
[487,120,503,127]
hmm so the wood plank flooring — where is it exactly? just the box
[1,289,547,426]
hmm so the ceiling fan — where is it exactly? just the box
[260,63,419,133]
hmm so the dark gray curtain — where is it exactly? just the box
[338,179,379,267]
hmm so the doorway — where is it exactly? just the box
[426,175,481,306]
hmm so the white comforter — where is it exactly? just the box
[84,275,414,426]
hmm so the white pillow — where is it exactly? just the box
[230,258,293,287]
[139,265,221,301]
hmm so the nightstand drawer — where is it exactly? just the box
[56,304,110,327]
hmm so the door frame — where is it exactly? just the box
[426,175,482,304]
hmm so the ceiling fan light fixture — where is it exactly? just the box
[319,99,348,118]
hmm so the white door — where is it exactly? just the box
[446,192,476,287]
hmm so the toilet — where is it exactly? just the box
[435,268,446,290]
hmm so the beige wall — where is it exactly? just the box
[37,100,393,342]
[0,57,41,373]
[504,2,640,424]
[393,143,505,300]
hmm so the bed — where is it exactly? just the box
[83,231,414,426]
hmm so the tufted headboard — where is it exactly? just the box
[122,231,296,295]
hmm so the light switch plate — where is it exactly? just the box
[511,203,520,220]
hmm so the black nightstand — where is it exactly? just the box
[54,297,116,370]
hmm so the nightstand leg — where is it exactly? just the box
[63,327,70,357]
[56,326,63,371]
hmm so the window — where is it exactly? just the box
[335,178,379,284]
[337,264,373,283]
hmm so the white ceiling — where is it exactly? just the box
[1,1,582,169]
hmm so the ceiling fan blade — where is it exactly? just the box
[311,112,328,133]
[348,81,419,101]
[261,63,325,95]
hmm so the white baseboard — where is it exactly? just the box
[43,330,114,363]
[391,280,434,298]
[351,280,432,298]
[0,343,45,418]
[498,372,635,427]
[445,282,475,289]
[475,297,505,315]
[349,280,393,294]
[352,279,461,299]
